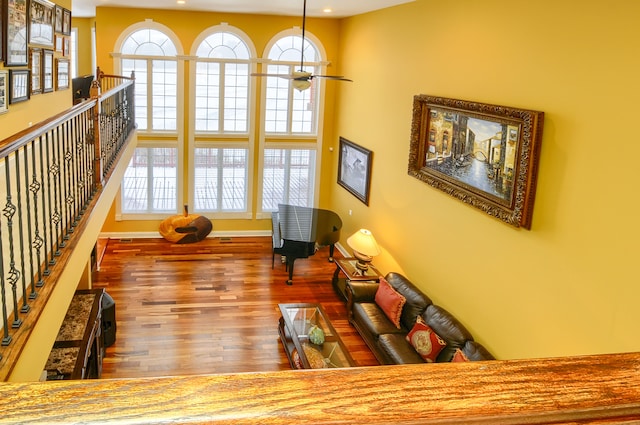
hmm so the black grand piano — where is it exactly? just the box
[272,204,342,285]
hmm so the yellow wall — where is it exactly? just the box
[0,0,73,141]
[73,17,95,76]
[330,0,640,359]
[94,7,341,234]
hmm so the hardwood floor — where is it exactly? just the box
[92,236,378,378]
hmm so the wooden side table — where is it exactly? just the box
[332,258,382,300]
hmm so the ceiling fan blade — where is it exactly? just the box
[312,75,354,82]
[250,72,295,79]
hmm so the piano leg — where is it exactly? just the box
[285,258,296,285]
[328,244,336,262]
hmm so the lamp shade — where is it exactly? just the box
[347,229,381,257]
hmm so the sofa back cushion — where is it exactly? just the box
[385,272,432,330]
[461,340,495,361]
[422,304,474,362]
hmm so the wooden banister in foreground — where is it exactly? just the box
[1,352,640,424]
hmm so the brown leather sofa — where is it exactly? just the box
[346,272,494,364]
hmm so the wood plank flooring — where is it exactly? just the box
[92,237,378,379]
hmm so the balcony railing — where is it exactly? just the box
[1,70,640,424]
[0,70,135,380]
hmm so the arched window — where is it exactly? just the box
[189,26,256,215]
[194,31,251,133]
[264,35,320,134]
[259,32,326,211]
[117,24,183,217]
[119,28,179,131]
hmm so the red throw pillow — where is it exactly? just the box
[451,348,470,362]
[375,277,406,329]
[406,316,447,363]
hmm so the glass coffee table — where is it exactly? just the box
[278,303,355,369]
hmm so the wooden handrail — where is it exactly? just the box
[1,352,640,424]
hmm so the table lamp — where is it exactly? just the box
[347,229,380,271]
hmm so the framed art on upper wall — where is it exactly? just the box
[5,0,30,66]
[29,0,54,47]
[56,57,69,90]
[338,137,373,206]
[9,68,29,104]
[30,47,42,94]
[408,94,544,229]
[0,70,8,114]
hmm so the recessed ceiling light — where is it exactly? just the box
[323,8,332,13]
[177,0,185,4]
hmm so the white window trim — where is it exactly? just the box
[113,20,186,220]
[256,27,327,218]
[187,23,258,219]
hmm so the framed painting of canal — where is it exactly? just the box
[408,94,544,229]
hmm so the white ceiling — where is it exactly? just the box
[72,0,415,19]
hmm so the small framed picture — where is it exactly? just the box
[55,35,64,53]
[30,48,44,95]
[55,5,64,33]
[338,137,373,205]
[62,8,72,36]
[43,50,54,93]
[0,71,9,114]
[63,38,71,57]
[10,69,30,104]
[56,58,70,90]
[29,0,55,47]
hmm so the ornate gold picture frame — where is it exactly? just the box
[408,94,544,229]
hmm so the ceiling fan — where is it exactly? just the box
[251,0,353,91]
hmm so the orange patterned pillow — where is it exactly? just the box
[406,316,447,362]
[451,348,470,362]
[375,277,406,329]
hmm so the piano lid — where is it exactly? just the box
[277,204,342,244]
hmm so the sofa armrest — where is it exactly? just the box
[347,281,379,302]
[345,281,379,322]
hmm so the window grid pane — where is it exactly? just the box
[195,62,220,132]
[262,148,315,211]
[194,147,248,212]
[122,147,177,213]
[152,60,177,130]
[123,58,148,131]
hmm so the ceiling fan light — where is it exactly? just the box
[292,79,312,91]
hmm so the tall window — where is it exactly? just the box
[118,24,183,218]
[264,35,319,134]
[262,149,316,211]
[120,28,178,131]
[194,32,250,133]
[260,33,324,212]
[191,28,254,214]
[122,146,178,213]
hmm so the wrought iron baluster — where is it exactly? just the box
[42,133,56,270]
[32,138,46,286]
[14,148,31,312]
[3,157,23,329]
[24,142,40,297]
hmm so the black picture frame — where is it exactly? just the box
[29,46,42,94]
[61,7,70,35]
[42,48,53,92]
[0,70,8,113]
[5,0,30,66]
[56,57,69,90]
[29,0,54,47]
[9,68,29,103]
[54,4,62,33]
[408,94,544,229]
[338,137,373,205]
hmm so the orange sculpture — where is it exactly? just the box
[159,205,212,244]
